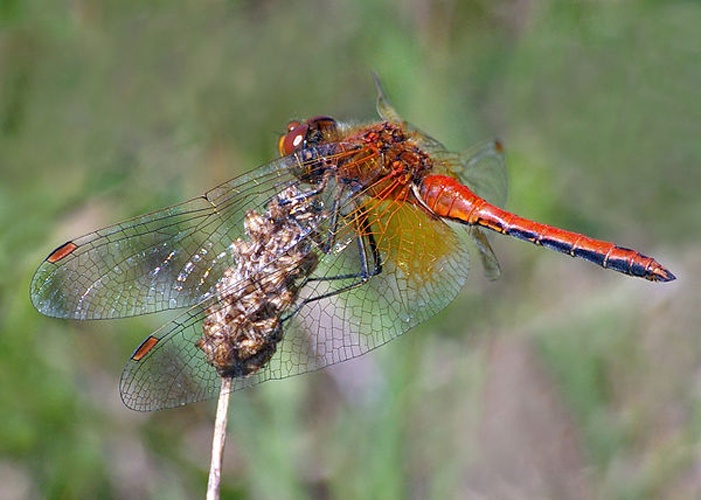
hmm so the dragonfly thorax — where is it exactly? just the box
[336,121,434,202]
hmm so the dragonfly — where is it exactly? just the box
[30,76,675,411]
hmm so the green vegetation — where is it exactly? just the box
[2,1,699,497]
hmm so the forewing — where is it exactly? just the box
[455,139,508,208]
[30,155,309,320]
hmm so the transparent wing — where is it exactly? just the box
[30,149,333,320]
[455,139,508,209]
[430,140,507,280]
[456,140,507,280]
[119,189,473,411]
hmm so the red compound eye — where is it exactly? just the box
[278,116,338,156]
[278,121,308,156]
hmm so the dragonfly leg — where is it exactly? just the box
[284,213,384,322]
[308,207,382,284]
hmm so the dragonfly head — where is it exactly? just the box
[278,116,338,156]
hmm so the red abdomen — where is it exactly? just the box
[419,175,675,282]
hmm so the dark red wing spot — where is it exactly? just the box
[131,336,160,361]
[47,241,78,263]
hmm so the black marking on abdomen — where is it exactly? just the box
[540,238,573,254]
[607,256,646,277]
[508,228,538,242]
[571,247,606,267]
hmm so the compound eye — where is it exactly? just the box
[278,121,308,156]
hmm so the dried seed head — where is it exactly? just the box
[197,186,321,378]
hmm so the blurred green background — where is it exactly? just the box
[2,0,699,498]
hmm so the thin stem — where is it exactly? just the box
[206,377,232,500]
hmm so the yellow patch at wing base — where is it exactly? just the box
[363,198,460,289]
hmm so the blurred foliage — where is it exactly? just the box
[1,0,699,498]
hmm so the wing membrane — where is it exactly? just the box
[119,185,473,410]
[30,154,318,320]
